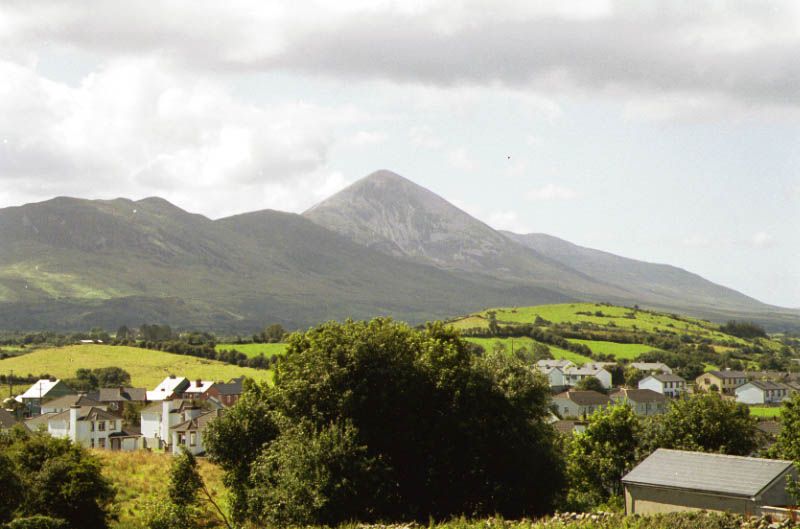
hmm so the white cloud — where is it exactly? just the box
[751,231,775,248]
[446,147,477,171]
[0,57,361,216]
[682,234,712,248]
[408,126,444,149]
[342,130,387,147]
[487,210,531,233]
[526,183,577,201]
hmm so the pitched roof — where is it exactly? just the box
[649,373,685,383]
[0,409,18,429]
[564,366,608,376]
[741,380,790,392]
[24,412,58,430]
[98,387,147,402]
[554,390,610,406]
[216,377,244,396]
[147,376,188,401]
[536,359,574,369]
[20,379,69,399]
[756,420,781,438]
[630,362,670,372]
[622,448,794,498]
[552,419,586,435]
[611,388,667,403]
[707,370,749,379]
[171,410,219,432]
[42,394,102,409]
[49,406,122,423]
[108,425,142,438]
[182,380,215,394]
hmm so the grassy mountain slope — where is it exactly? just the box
[0,196,570,330]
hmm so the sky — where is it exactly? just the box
[0,1,798,307]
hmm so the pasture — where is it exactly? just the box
[215,342,287,358]
[0,344,272,388]
[464,337,593,364]
[567,339,661,360]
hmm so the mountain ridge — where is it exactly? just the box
[1,170,798,331]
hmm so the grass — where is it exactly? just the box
[97,450,227,529]
[0,344,272,388]
[749,406,782,418]
[464,337,593,364]
[215,342,287,358]
[566,339,661,360]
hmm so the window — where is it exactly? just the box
[90,439,95,448]
[99,438,105,449]
[190,432,196,447]
[98,421,105,431]
[109,420,116,430]
[91,422,95,432]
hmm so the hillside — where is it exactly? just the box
[0,169,798,331]
[449,303,793,372]
[0,344,272,388]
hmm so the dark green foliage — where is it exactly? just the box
[0,453,21,523]
[168,449,203,509]
[64,367,131,391]
[575,376,607,394]
[0,431,114,529]
[641,393,758,456]
[566,404,641,509]
[4,516,69,529]
[254,324,286,343]
[248,420,389,526]
[206,318,565,526]
[721,320,768,339]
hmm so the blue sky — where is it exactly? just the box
[0,1,798,306]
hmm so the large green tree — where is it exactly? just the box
[642,393,758,456]
[566,404,641,509]
[206,318,564,526]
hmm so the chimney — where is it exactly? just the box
[69,405,80,442]
[195,379,202,388]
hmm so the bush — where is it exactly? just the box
[5,516,69,529]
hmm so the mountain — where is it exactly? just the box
[0,195,569,331]
[304,170,800,329]
[0,169,798,331]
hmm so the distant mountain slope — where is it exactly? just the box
[0,196,570,330]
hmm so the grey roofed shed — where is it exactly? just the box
[622,449,797,515]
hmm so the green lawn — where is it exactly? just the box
[567,339,660,360]
[0,344,272,388]
[215,342,287,358]
[464,337,592,364]
[749,406,782,418]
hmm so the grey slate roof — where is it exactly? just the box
[622,448,794,498]
[707,370,748,379]
[651,373,685,383]
[554,390,610,406]
[43,394,102,409]
[610,388,667,403]
[98,387,147,402]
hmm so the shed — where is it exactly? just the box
[622,449,797,516]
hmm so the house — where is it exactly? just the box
[696,370,749,395]
[630,362,673,375]
[41,394,104,415]
[19,379,75,416]
[0,408,19,431]
[610,388,668,416]
[170,408,221,455]
[537,365,567,389]
[180,379,216,400]
[536,359,575,370]
[563,366,612,389]
[735,381,797,405]
[140,398,222,451]
[552,390,610,418]
[215,377,245,407]
[639,373,686,398]
[146,375,190,401]
[552,419,587,436]
[47,405,136,451]
[622,449,797,516]
[97,387,148,412]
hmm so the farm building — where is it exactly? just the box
[622,449,796,516]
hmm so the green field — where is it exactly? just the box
[215,342,287,358]
[567,339,660,360]
[455,303,750,344]
[748,406,782,418]
[97,450,227,529]
[0,344,272,388]
[464,337,592,364]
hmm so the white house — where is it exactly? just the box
[639,373,686,398]
[563,365,612,389]
[141,398,222,451]
[537,366,567,388]
[735,380,797,405]
[46,405,137,451]
[552,390,611,418]
[147,375,191,401]
[610,388,668,416]
[19,379,75,416]
[629,362,673,375]
[170,409,220,455]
